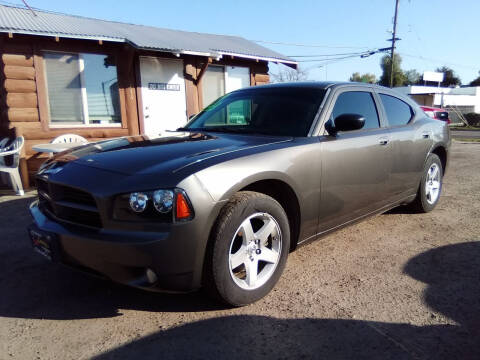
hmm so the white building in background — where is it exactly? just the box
[395,85,480,114]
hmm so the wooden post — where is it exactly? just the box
[33,48,50,132]
[183,57,200,117]
[19,158,29,190]
[196,58,211,110]
[117,47,140,135]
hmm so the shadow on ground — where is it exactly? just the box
[1,195,479,358]
[95,241,480,359]
[384,204,419,215]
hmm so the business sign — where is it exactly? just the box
[423,71,444,83]
[148,82,181,91]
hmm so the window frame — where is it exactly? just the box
[376,92,415,129]
[322,87,385,135]
[41,50,122,129]
[201,64,251,109]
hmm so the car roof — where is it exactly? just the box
[236,81,422,114]
[251,81,397,92]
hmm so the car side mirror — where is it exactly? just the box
[327,114,365,136]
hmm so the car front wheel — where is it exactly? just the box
[204,191,290,306]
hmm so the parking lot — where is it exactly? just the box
[0,141,479,360]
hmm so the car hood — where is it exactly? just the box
[49,132,291,175]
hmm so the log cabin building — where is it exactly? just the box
[0,5,296,188]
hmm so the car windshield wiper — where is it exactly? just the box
[176,127,208,132]
[211,127,276,136]
[203,126,273,134]
[177,126,274,136]
[206,126,249,133]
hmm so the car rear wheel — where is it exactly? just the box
[204,191,290,306]
[411,153,443,213]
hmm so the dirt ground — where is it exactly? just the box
[0,141,479,360]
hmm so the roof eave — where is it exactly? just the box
[0,29,298,67]
[216,50,297,68]
[0,29,125,43]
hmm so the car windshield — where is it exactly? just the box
[183,87,326,137]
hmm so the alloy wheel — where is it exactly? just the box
[228,212,282,290]
[425,163,441,205]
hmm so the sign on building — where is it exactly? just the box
[423,71,444,83]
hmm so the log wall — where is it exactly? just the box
[0,35,134,188]
[1,33,270,189]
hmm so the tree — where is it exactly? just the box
[469,71,480,86]
[349,72,377,84]
[436,66,461,87]
[404,69,422,85]
[379,54,406,87]
[270,67,308,83]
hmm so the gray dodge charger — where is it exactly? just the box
[28,82,450,306]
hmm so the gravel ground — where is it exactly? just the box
[0,141,479,360]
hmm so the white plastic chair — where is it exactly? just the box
[0,138,10,185]
[51,134,88,144]
[0,136,25,196]
[0,138,9,150]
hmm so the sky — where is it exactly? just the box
[5,0,480,84]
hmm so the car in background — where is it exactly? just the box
[420,106,451,124]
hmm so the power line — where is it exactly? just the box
[399,53,478,70]
[294,47,390,63]
[21,0,36,16]
[288,51,369,58]
[296,54,368,63]
[250,39,370,49]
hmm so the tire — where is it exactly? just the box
[410,153,443,213]
[204,191,290,306]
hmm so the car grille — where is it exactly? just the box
[36,177,102,228]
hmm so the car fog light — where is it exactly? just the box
[153,190,174,213]
[146,268,158,284]
[129,192,149,213]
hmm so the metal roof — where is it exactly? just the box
[0,5,296,66]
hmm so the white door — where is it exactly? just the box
[140,57,187,135]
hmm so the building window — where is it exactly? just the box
[202,65,250,108]
[43,52,121,126]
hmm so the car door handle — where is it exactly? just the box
[422,132,430,139]
[378,137,390,146]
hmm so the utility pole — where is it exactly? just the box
[389,0,400,88]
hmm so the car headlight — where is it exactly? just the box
[115,188,193,222]
[152,190,174,213]
[129,192,149,213]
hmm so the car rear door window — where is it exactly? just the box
[331,91,380,130]
[380,94,413,127]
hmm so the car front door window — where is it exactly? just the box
[331,91,380,130]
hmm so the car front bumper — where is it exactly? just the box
[28,200,212,292]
